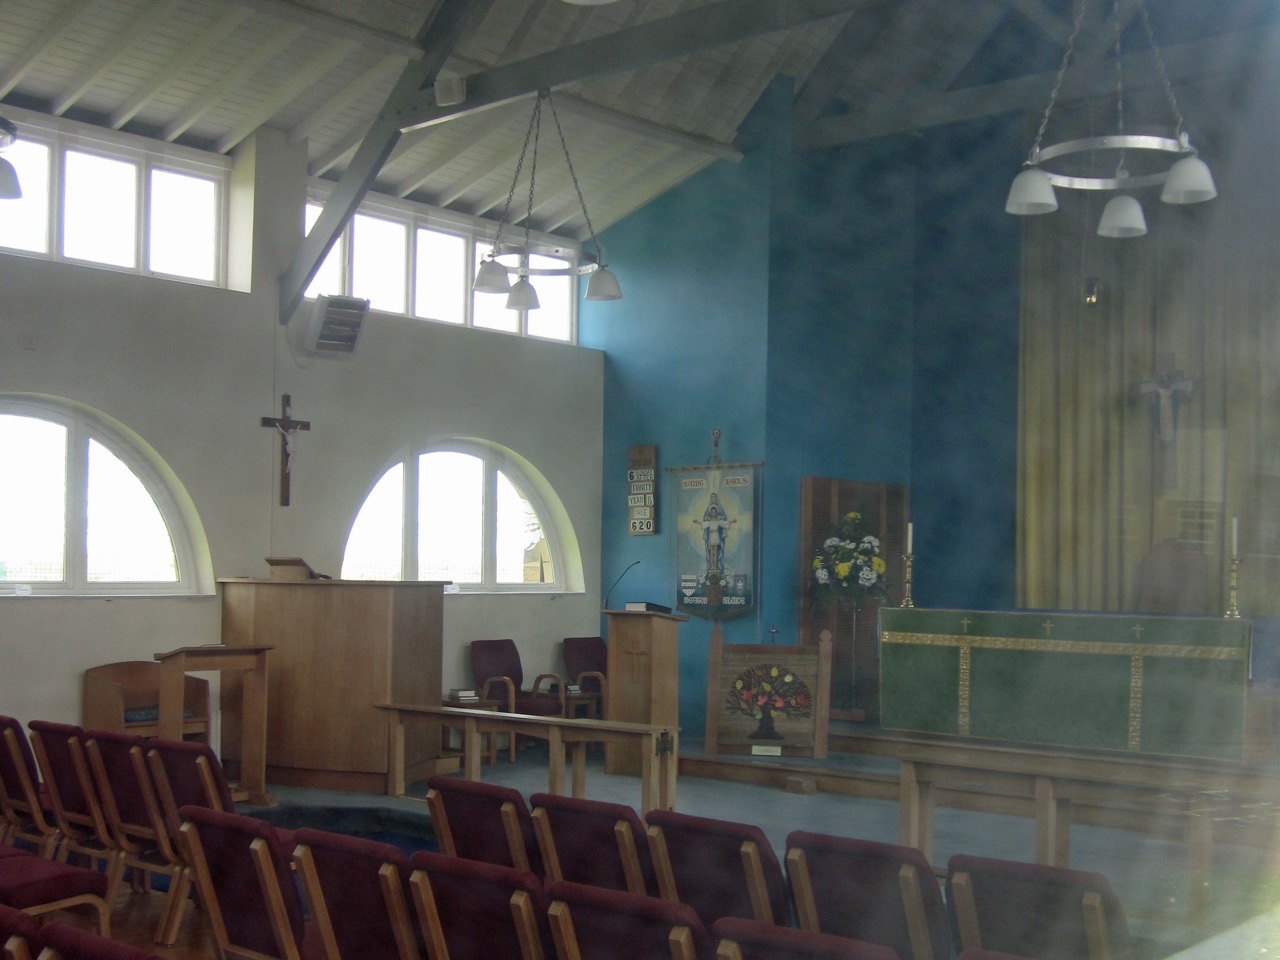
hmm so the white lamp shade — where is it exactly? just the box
[473,257,511,294]
[1005,168,1058,215]
[0,156,20,200]
[506,277,540,310]
[1160,155,1217,204]
[585,267,622,301]
[1097,195,1147,238]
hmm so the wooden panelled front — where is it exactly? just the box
[798,478,909,719]
[603,609,684,775]
[219,579,445,790]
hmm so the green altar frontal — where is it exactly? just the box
[879,608,1251,760]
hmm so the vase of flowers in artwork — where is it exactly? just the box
[728,663,813,741]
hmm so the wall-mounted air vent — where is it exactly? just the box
[298,295,369,357]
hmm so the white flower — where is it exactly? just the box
[858,566,877,586]
[815,568,830,584]
[861,536,880,551]
[823,537,841,551]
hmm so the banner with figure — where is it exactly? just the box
[671,463,759,621]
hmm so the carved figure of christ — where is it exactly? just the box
[260,394,311,506]
[1136,353,1195,490]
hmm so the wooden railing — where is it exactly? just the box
[375,703,678,814]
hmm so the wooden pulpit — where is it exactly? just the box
[603,608,687,775]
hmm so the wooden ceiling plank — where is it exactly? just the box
[214,38,359,154]
[310,123,368,177]
[288,53,404,145]
[279,0,497,322]
[49,0,185,116]
[221,0,425,58]
[161,22,307,142]
[109,6,251,129]
[392,0,869,133]
[0,0,99,100]
[793,0,894,123]
[554,92,742,161]
[394,107,518,199]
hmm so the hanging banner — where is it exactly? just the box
[671,462,759,621]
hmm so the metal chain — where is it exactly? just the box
[520,94,543,252]
[490,93,542,257]
[548,92,606,264]
[1113,0,1127,175]
[1135,0,1187,140]
[1030,0,1090,160]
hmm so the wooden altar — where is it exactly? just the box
[879,608,1251,760]
[218,577,450,792]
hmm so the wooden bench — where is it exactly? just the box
[82,661,209,741]
[376,703,678,814]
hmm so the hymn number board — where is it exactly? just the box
[627,445,658,535]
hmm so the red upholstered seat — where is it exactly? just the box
[545,879,714,960]
[644,809,789,927]
[0,847,110,936]
[424,775,542,875]
[178,805,324,960]
[471,639,566,762]
[712,917,901,960]
[945,854,1132,960]
[786,831,950,960]
[0,900,42,960]
[37,922,165,960]
[562,636,607,697]
[292,827,419,960]
[145,737,236,817]
[408,848,551,960]
[531,793,657,895]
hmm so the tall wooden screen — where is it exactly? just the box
[799,478,909,722]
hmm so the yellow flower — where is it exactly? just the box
[734,679,743,689]
[812,556,822,571]
[835,561,852,580]
[770,666,779,677]
[844,511,861,521]
[873,556,886,574]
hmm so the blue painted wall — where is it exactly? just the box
[581,81,1022,737]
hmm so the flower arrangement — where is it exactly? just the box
[811,510,887,605]
[727,663,812,740]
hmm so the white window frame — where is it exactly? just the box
[0,108,229,287]
[0,397,205,597]
[306,184,580,344]
[347,439,573,594]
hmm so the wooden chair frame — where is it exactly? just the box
[292,842,418,960]
[26,726,125,909]
[646,825,776,925]
[546,900,696,960]
[4,934,33,960]
[408,867,545,960]
[84,736,191,945]
[787,848,935,960]
[0,727,60,859]
[532,808,646,894]
[424,789,531,872]
[179,823,302,960]
[948,869,1113,960]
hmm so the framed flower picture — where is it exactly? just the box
[704,632,832,758]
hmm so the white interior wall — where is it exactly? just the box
[0,129,605,732]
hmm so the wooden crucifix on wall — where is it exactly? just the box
[1135,353,1195,491]
[261,394,311,506]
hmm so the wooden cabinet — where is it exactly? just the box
[218,578,448,792]
[603,609,686,775]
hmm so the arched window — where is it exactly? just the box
[0,397,208,595]
[342,440,581,592]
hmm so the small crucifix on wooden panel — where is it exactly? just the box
[1135,353,1195,491]
[261,394,311,506]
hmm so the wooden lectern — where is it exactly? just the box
[154,645,272,806]
[603,608,687,775]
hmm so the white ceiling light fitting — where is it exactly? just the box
[0,116,21,200]
[473,91,621,310]
[1006,0,1216,237]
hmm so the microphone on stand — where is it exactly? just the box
[604,560,641,610]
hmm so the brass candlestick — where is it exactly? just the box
[901,553,915,608]
[1224,555,1241,619]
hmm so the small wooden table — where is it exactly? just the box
[155,645,273,806]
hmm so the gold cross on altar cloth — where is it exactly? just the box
[960,617,973,634]
[1132,623,1145,641]
[1042,620,1055,636]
